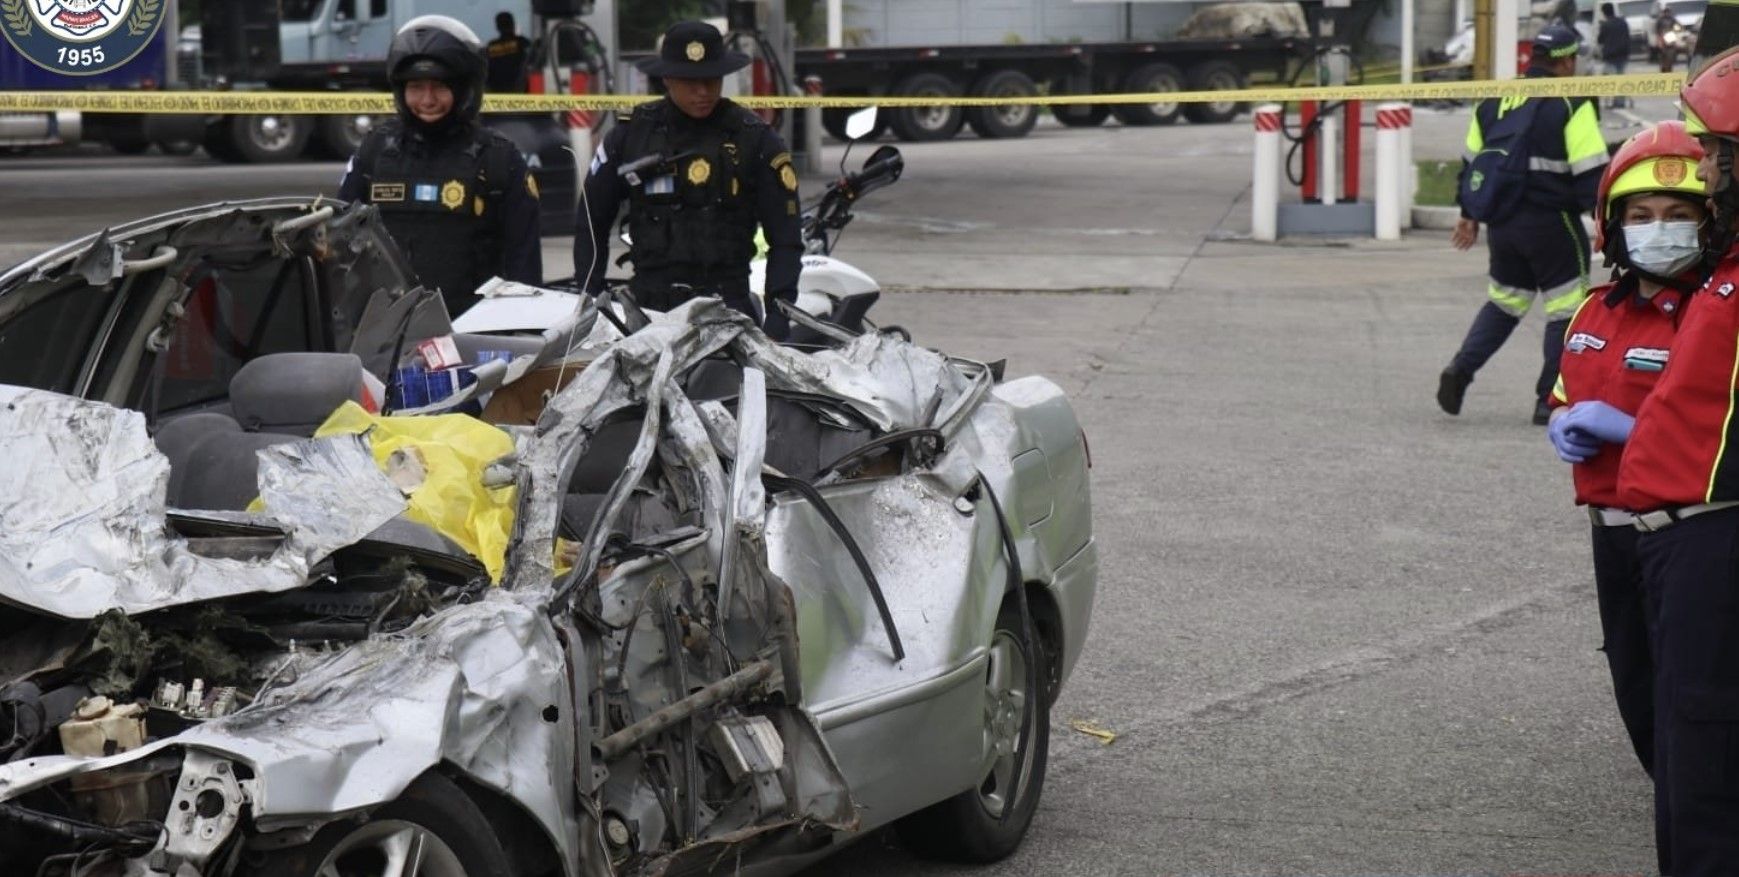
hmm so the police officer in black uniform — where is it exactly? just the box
[339,15,542,319]
[573,21,803,339]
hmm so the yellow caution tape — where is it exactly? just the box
[0,73,1686,115]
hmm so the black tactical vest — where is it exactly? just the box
[620,99,761,301]
[354,121,517,316]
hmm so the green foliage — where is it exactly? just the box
[1416,160,1461,207]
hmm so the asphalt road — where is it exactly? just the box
[0,108,1672,875]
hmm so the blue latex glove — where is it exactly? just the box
[1547,412,1602,463]
[1562,400,1636,445]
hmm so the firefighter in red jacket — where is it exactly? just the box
[1614,48,1739,874]
[1546,122,1706,793]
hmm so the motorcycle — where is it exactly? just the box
[752,106,905,345]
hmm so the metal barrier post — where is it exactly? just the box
[1342,100,1361,202]
[1319,109,1339,206]
[1252,104,1282,242]
[1398,104,1415,216]
[1375,102,1407,240]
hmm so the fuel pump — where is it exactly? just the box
[1276,0,1377,236]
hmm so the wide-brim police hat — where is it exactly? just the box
[637,21,750,78]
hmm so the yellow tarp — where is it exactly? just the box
[315,402,518,582]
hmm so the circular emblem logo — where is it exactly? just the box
[441,179,466,211]
[1654,158,1689,187]
[685,40,705,62]
[2,0,163,76]
[687,157,711,186]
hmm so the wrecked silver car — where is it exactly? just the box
[0,198,1097,876]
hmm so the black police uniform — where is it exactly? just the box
[572,21,803,338]
[340,123,542,318]
[337,16,542,319]
[486,34,531,93]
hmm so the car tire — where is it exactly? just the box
[1111,62,1184,126]
[889,72,965,142]
[966,70,1039,139]
[250,772,513,877]
[1182,60,1247,124]
[1052,103,1110,127]
[894,599,1050,863]
[222,114,312,164]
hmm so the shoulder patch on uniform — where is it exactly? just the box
[770,151,792,169]
[526,174,540,199]
[779,164,798,192]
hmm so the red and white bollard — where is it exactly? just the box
[1251,103,1283,242]
[1375,102,1413,241]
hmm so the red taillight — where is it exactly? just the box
[1080,429,1092,469]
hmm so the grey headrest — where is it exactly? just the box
[230,353,366,435]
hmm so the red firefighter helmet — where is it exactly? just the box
[1594,120,1706,259]
[1683,45,1739,143]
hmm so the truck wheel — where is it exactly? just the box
[1111,63,1184,126]
[223,114,312,163]
[1052,103,1110,127]
[107,136,151,155]
[966,70,1038,139]
[889,72,965,142]
[156,139,200,156]
[314,113,383,159]
[1182,61,1247,124]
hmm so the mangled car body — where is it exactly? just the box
[0,198,1097,876]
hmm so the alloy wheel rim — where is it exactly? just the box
[977,629,1032,818]
[314,819,468,877]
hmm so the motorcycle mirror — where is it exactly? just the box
[844,107,879,141]
[863,144,900,170]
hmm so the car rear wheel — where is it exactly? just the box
[895,601,1050,862]
[252,773,512,877]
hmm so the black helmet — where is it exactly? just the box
[1532,24,1581,64]
[387,15,487,129]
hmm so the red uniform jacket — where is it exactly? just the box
[1552,275,1686,508]
[1618,253,1739,511]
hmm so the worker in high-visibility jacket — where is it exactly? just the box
[1438,24,1610,425]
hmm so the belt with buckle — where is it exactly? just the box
[1588,506,1636,527]
[1633,501,1739,533]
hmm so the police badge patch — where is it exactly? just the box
[441,180,465,211]
[1,0,165,77]
[687,158,711,186]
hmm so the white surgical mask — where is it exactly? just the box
[1625,220,1703,277]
